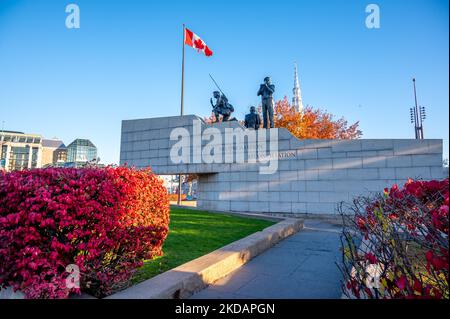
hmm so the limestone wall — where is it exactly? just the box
[120,115,444,215]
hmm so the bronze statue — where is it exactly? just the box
[210,91,234,122]
[257,76,275,128]
[244,106,261,130]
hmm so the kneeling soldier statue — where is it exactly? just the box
[244,106,261,130]
[210,91,234,122]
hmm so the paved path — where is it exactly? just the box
[190,220,344,299]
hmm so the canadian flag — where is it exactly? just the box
[184,28,213,57]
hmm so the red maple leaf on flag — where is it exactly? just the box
[194,38,205,50]
[204,46,213,57]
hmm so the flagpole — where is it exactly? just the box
[177,24,186,206]
[181,23,185,116]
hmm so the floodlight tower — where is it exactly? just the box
[410,78,425,139]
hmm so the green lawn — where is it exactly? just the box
[132,207,275,283]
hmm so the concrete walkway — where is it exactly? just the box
[190,219,344,299]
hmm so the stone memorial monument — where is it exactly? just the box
[120,115,444,216]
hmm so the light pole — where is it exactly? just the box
[410,78,426,139]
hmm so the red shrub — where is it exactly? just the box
[0,166,169,298]
[340,178,449,299]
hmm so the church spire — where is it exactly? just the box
[292,62,303,113]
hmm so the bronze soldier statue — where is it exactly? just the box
[210,91,234,122]
[257,76,275,128]
[244,106,261,130]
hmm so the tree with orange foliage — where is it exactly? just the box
[273,97,362,139]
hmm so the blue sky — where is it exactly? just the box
[0,0,448,164]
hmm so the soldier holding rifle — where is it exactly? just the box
[209,75,235,122]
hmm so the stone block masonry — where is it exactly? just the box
[120,115,444,215]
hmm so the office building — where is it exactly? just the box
[41,139,67,167]
[0,131,42,171]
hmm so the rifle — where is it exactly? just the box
[209,74,234,114]
[209,74,225,97]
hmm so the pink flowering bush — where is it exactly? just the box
[0,166,169,298]
[340,178,449,299]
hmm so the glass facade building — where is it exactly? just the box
[1,133,98,171]
[0,131,42,171]
[67,139,97,165]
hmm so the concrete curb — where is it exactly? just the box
[107,218,303,299]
